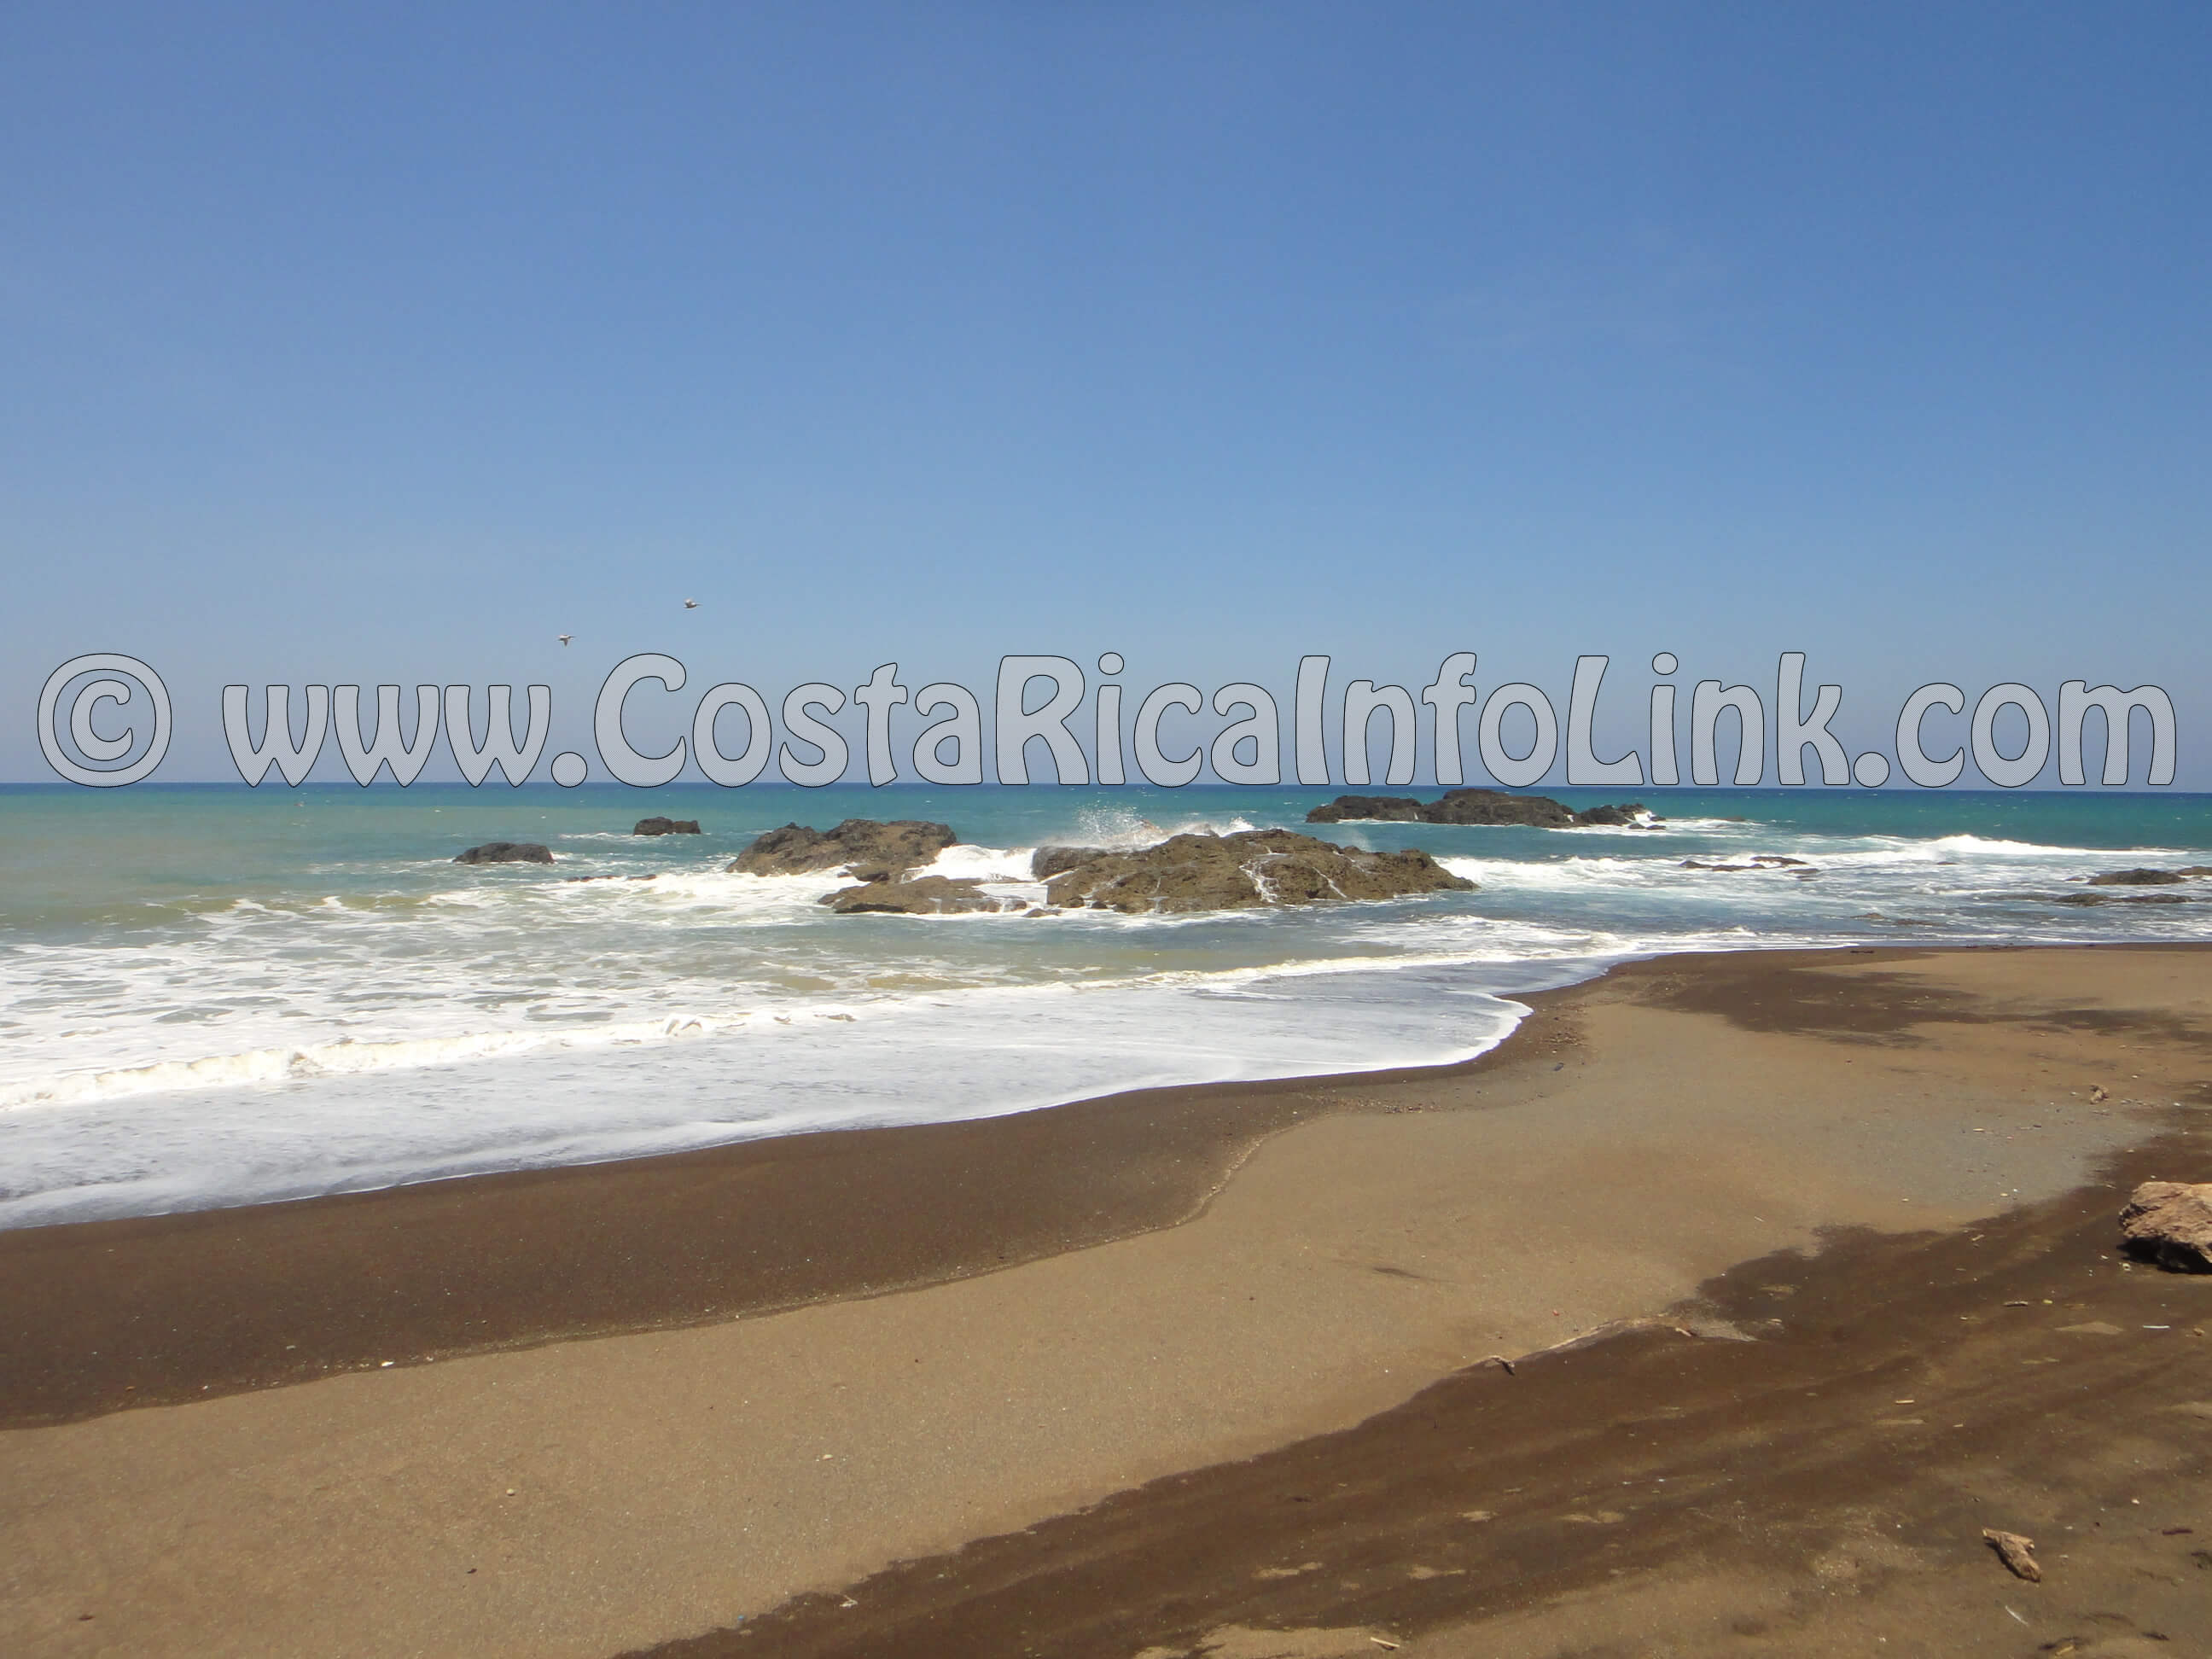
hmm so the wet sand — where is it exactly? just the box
[2,945,2209,1656]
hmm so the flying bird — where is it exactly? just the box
[557,634,573,645]
[683,598,700,609]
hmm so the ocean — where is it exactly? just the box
[3,783,2208,1228]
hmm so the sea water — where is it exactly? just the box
[3,783,2207,1226]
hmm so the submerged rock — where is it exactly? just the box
[2086,867,2190,886]
[730,819,957,879]
[454,841,554,864]
[823,875,1006,915]
[2119,1179,2212,1272]
[1681,854,1811,871]
[1306,789,1646,829]
[1030,845,1111,880]
[2048,890,2191,905]
[632,817,701,835]
[1043,829,1475,915]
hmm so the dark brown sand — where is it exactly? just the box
[0,1068,1348,1427]
[645,1136,2212,1659]
[3,945,2209,1657]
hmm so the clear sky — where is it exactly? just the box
[3,3,2206,785]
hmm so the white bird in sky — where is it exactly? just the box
[557,634,573,645]
[684,598,700,609]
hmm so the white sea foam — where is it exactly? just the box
[924,842,1039,882]
[0,1004,836,1113]
[0,945,1493,1115]
[0,963,1536,1226]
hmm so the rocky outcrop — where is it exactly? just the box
[1681,854,1810,871]
[1043,830,1475,915]
[1306,789,1648,828]
[2119,1180,2212,1272]
[632,817,701,835]
[454,841,554,864]
[729,819,957,880]
[2087,868,2190,886]
[1031,845,1111,880]
[1301,795,1429,824]
[822,875,1007,915]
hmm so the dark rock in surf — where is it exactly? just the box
[1305,789,1646,829]
[2048,891,2190,905]
[1043,830,1474,916]
[823,875,1006,915]
[1301,795,1428,824]
[454,841,554,865]
[1030,845,1111,880]
[1424,789,1579,826]
[729,820,957,879]
[2086,868,2189,886]
[632,817,701,836]
[1570,802,1649,827]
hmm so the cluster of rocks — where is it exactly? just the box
[1035,830,1475,915]
[722,819,1009,914]
[1305,789,1652,828]
[2044,866,2211,906]
[717,818,1477,917]
[729,819,959,882]
[452,816,702,865]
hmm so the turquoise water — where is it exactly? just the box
[3,783,2208,1225]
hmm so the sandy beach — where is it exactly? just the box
[3,943,2209,1657]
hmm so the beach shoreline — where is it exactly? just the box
[3,940,2209,1656]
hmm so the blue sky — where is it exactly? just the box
[3,3,2206,785]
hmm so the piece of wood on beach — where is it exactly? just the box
[1982,1528,2042,1581]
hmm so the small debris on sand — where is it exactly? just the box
[1982,1528,2041,1581]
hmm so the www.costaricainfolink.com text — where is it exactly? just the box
[33,652,2179,790]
